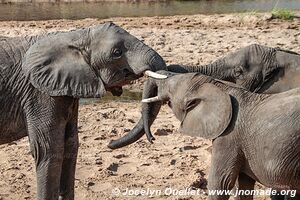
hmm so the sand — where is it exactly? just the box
[0,13,299,199]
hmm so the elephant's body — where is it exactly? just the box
[0,23,166,199]
[108,44,300,149]
[140,73,300,199]
[107,45,300,200]
[217,85,300,192]
[0,37,34,144]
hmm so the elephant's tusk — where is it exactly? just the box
[142,96,161,103]
[145,70,168,79]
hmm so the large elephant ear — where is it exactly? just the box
[22,33,106,98]
[180,83,232,140]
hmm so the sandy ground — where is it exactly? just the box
[0,13,299,199]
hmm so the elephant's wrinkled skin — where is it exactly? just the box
[0,22,166,199]
[108,44,300,148]
[142,72,300,200]
[108,44,300,200]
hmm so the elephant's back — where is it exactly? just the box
[0,38,14,77]
[0,37,32,77]
[260,87,300,118]
[0,37,30,143]
[243,89,300,189]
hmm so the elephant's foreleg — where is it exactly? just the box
[234,173,255,200]
[27,119,66,200]
[208,138,241,200]
[59,103,79,200]
[25,96,75,200]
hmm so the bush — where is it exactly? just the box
[271,9,295,20]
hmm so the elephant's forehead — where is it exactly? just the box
[91,25,133,43]
[168,74,194,91]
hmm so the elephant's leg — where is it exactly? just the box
[59,103,79,200]
[27,118,66,200]
[208,138,241,200]
[234,173,255,200]
[25,96,75,199]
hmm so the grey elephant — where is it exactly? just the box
[108,43,300,148]
[108,44,300,200]
[141,71,299,200]
[0,22,166,199]
[167,44,300,93]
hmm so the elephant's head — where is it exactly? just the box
[168,44,300,94]
[182,44,283,93]
[141,72,232,140]
[216,44,300,93]
[228,44,281,93]
[107,45,300,149]
[107,71,232,149]
[22,22,166,98]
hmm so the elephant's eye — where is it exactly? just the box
[112,49,122,58]
[185,99,201,111]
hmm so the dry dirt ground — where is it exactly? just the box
[0,13,299,199]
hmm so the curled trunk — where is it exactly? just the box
[107,79,161,149]
[107,60,228,149]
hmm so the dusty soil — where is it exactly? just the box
[0,13,299,199]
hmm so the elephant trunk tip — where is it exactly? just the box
[107,140,123,150]
[145,129,156,143]
[147,136,155,143]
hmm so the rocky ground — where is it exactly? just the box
[0,13,299,199]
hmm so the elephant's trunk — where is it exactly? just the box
[148,50,167,72]
[167,58,227,80]
[132,43,167,75]
[276,49,300,71]
[107,118,145,149]
[142,80,158,143]
[107,78,162,149]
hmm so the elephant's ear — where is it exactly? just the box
[22,34,106,98]
[180,83,232,140]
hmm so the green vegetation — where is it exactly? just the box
[271,9,295,20]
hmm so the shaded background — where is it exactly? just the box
[0,0,299,21]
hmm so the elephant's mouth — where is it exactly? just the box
[106,74,141,97]
[107,86,123,96]
[105,68,149,96]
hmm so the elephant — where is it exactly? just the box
[0,22,166,199]
[167,44,300,94]
[108,43,300,148]
[142,71,300,200]
[107,44,300,200]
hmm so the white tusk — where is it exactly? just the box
[145,70,168,79]
[142,96,161,103]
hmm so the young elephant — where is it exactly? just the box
[0,23,166,199]
[108,44,300,200]
[108,44,300,148]
[142,72,300,200]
